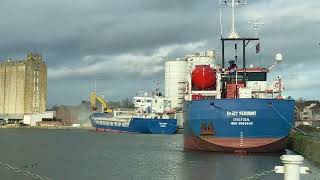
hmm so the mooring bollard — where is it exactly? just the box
[275,155,310,180]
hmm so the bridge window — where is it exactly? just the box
[247,72,267,81]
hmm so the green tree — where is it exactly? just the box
[108,101,121,109]
[120,98,134,109]
[48,105,59,111]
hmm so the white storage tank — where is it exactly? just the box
[165,59,188,109]
[176,111,184,128]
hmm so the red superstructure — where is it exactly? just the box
[226,83,245,99]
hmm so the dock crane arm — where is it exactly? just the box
[90,92,113,113]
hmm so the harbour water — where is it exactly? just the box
[0,129,319,180]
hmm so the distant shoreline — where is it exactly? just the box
[0,126,184,134]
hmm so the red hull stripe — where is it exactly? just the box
[96,128,131,133]
[184,136,288,152]
[201,137,281,148]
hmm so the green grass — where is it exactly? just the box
[289,127,320,166]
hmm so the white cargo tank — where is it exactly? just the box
[165,59,188,109]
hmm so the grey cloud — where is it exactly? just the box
[0,0,319,106]
[0,0,216,57]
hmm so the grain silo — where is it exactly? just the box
[0,53,47,122]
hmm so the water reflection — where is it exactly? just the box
[181,150,319,180]
[0,130,318,180]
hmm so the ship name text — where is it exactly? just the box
[227,111,256,126]
[226,111,256,116]
[159,122,167,127]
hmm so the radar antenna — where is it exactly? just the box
[248,21,264,38]
[220,0,247,39]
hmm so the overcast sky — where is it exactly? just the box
[0,0,319,107]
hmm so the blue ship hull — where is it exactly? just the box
[184,98,295,152]
[90,113,177,134]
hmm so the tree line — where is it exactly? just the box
[48,97,135,111]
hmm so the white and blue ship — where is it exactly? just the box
[182,51,295,152]
[90,92,177,134]
[183,1,295,153]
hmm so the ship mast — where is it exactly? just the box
[248,21,264,38]
[220,0,259,69]
[219,0,260,99]
[220,0,247,39]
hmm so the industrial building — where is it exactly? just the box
[0,53,47,123]
[295,101,320,128]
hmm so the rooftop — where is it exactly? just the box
[0,53,44,66]
[296,100,320,110]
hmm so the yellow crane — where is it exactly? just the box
[90,92,113,113]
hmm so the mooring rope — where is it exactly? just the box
[270,104,320,141]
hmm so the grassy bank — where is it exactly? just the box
[289,126,320,166]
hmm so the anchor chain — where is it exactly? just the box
[0,161,52,180]
[239,168,276,180]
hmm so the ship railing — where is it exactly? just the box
[114,108,135,112]
[113,110,135,117]
[96,119,130,127]
[133,113,174,120]
[133,114,153,118]
[114,115,133,119]
[96,117,130,123]
[114,110,135,114]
